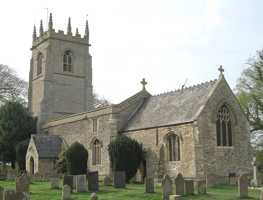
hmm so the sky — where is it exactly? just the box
[1,0,263,103]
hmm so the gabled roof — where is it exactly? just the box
[32,135,62,158]
[123,79,218,131]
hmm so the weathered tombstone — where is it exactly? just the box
[195,180,206,194]
[174,173,184,196]
[103,176,111,186]
[15,173,30,193]
[0,186,3,200]
[260,187,263,200]
[185,180,194,195]
[145,177,155,193]
[206,173,218,187]
[50,177,60,189]
[3,189,29,200]
[87,171,99,192]
[76,175,87,192]
[169,195,181,200]
[63,175,74,192]
[238,174,248,198]
[162,174,173,200]
[113,171,126,188]
[62,185,71,200]
[91,192,98,200]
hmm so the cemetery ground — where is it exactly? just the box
[0,180,260,200]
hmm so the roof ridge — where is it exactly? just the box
[153,79,217,97]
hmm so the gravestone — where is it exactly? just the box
[260,187,263,200]
[238,174,248,198]
[162,174,173,200]
[174,173,184,196]
[50,177,60,189]
[63,175,74,192]
[104,176,111,186]
[113,171,126,188]
[195,180,206,194]
[15,173,30,193]
[88,171,99,192]
[62,185,71,200]
[185,180,194,195]
[145,177,154,193]
[76,175,87,192]
[3,189,29,200]
[169,195,181,200]
[91,192,98,200]
[0,186,3,200]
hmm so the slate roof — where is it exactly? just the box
[32,135,62,158]
[123,79,218,131]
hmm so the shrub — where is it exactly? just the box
[55,150,67,174]
[108,135,144,182]
[65,142,88,175]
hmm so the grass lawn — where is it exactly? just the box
[0,180,260,200]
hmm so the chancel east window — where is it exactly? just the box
[92,139,101,165]
[63,50,73,72]
[216,105,232,146]
[37,53,43,75]
[167,134,180,161]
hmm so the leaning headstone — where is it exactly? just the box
[145,177,155,193]
[185,180,194,195]
[0,186,3,200]
[76,175,87,192]
[50,177,60,189]
[15,173,30,193]
[113,171,126,188]
[174,173,184,196]
[62,185,71,200]
[63,175,74,192]
[104,176,111,186]
[162,174,173,200]
[3,189,29,200]
[91,192,98,200]
[238,174,248,198]
[88,171,99,192]
[195,180,206,194]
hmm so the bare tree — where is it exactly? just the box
[93,93,111,108]
[0,64,27,103]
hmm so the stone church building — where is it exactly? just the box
[26,14,251,181]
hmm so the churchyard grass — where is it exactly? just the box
[0,180,260,200]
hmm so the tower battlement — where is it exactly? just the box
[32,13,90,49]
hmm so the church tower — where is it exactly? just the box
[28,14,93,130]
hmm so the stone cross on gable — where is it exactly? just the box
[141,78,147,90]
[218,65,224,74]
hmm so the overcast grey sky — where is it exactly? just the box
[1,0,263,103]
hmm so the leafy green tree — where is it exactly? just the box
[108,135,144,182]
[16,139,30,171]
[65,142,88,175]
[55,150,67,174]
[236,50,263,132]
[0,101,36,168]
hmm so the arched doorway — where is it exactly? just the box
[30,157,34,175]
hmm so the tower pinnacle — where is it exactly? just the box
[33,25,37,41]
[39,20,44,36]
[67,17,72,35]
[48,13,53,31]
[84,20,89,40]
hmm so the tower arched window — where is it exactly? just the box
[167,134,180,161]
[216,105,232,146]
[92,139,101,165]
[63,50,73,72]
[37,53,43,75]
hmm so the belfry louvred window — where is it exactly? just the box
[216,105,232,146]
[63,50,73,72]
